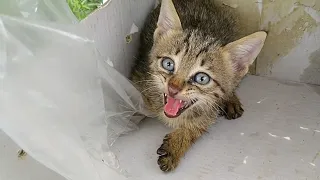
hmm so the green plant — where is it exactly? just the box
[67,0,103,20]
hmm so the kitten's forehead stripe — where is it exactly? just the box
[200,59,205,66]
[175,47,181,55]
[196,41,215,58]
[183,32,192,54]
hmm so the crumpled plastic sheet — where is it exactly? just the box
[0,0,153,180]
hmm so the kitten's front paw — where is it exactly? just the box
[156,135,179,172]
[225,101,244,120]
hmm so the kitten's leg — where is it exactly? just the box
[223,92,244,120]
[157,127,206,172]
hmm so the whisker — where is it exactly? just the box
[196,99,212,119]
[145,71,166,84]
[197,96,222,116]
[147,72,160,79]
[133,79,159,84]
[140,85,159,94]
[201,96,225,115]
[213,102,226,114]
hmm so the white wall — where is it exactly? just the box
[83,0,156,78]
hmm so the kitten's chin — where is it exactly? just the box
[163,93,197,118]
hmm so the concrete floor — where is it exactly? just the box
[0,131,65,180]
[1,75,320,180]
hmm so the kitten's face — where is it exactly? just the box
[149,31,233,118]
[144,0,266,119]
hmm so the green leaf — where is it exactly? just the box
[67,0,102,20]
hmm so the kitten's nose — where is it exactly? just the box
[168,84,181,97]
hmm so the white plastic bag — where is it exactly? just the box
[0,0,153,179]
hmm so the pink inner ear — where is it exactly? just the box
[232,45,257,72]
[155,0,182,38]
[225,31,267,74]
[233,60,245,72]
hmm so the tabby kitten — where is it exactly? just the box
[131,0,267,172]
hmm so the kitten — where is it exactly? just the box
[131,0,267,172]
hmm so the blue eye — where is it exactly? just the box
[194,72,210,85]
[161,58,175,72]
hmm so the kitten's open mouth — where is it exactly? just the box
[163,94,197,118]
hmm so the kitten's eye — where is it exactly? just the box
[194,72,210,85]
[161,58,175,72]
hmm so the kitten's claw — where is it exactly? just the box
[157,154,176,172]
[157,145,168,155]
[225,101,244,120]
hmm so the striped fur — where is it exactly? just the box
[130,0,266,172]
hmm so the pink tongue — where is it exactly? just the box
[164,96,184,117]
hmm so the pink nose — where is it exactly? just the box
[168,85,181,97]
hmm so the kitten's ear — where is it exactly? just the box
[222,31,267,77]
[154,0,182,39]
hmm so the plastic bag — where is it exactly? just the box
[0,0,153,180]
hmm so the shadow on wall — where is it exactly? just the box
[300,49,320,85]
